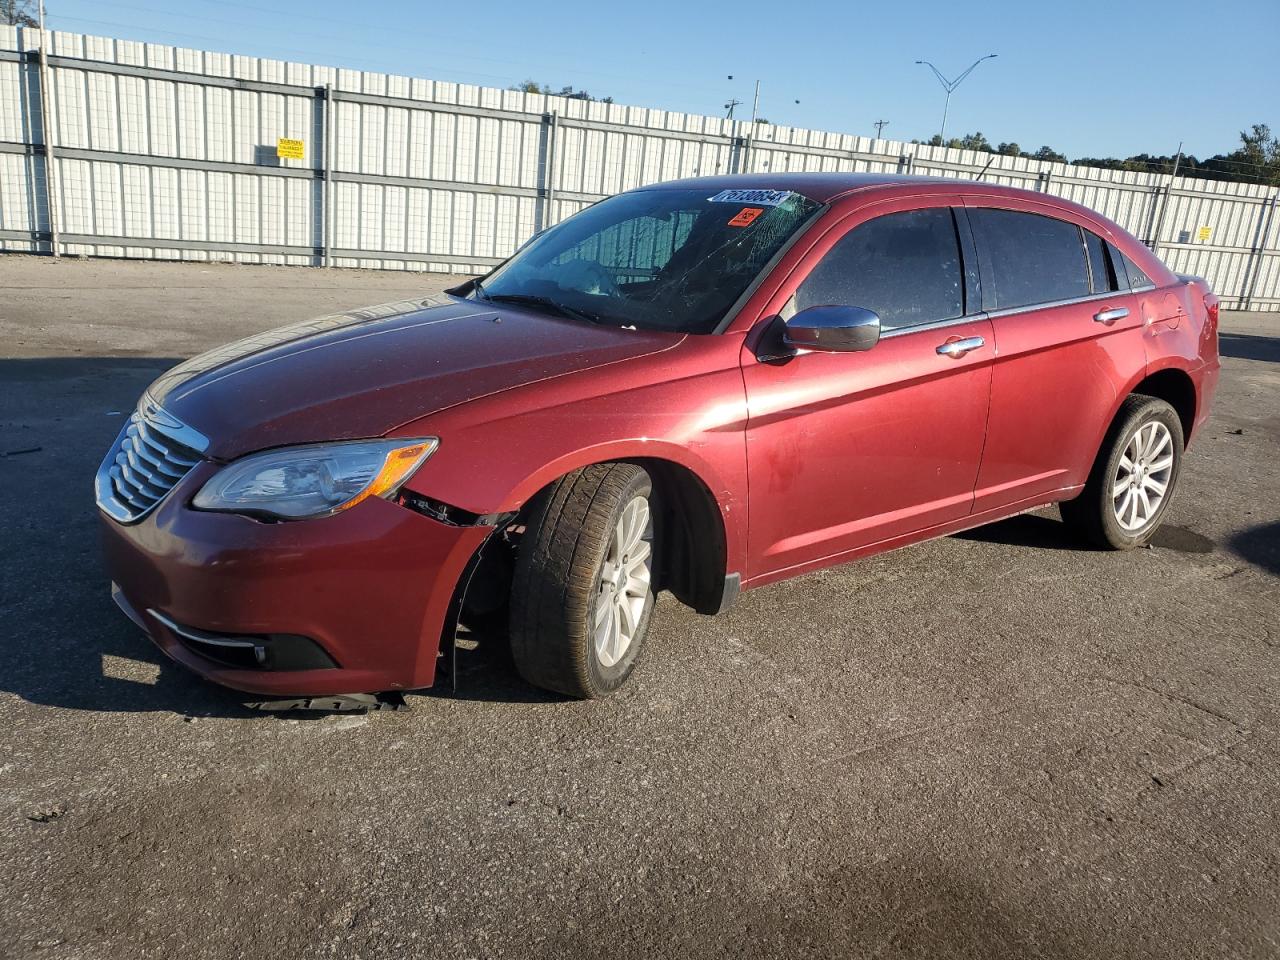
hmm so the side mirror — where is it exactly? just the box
[783,304,881,353]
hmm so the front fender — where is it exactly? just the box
[392,336,752,575]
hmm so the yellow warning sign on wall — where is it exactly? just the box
[1197,225,1212,242]
[276,138,305,160]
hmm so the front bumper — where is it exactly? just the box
[100,462,492,696]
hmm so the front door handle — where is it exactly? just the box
[936,336,985,358]
[1094,307,1130,325]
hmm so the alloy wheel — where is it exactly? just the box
[594,494,653,667]
[1112,420,1174,531]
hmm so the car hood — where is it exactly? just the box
[147,295,684,460]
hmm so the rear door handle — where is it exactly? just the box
[936,336,985,358]
[1094,307,1129,325]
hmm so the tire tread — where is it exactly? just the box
[509,463,652,697]
[1060,394,1183,550]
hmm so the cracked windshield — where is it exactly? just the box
[474,187,822,333]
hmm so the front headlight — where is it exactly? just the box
[192,438,438,520]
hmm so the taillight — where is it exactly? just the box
[1204,293,1219,330]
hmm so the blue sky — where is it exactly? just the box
[44,0,1279,161]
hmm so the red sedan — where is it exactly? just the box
[97,174,1220,702]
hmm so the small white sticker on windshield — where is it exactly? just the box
[707,188,794,206]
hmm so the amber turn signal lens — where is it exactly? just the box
[336,440,438,514]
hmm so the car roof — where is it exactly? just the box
[636,172,1016,204]
[634,172,1131,240]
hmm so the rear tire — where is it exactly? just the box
[1060,395,1184,550]
[509,464,657,698]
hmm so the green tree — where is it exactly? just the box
[0,0,39,26]
[1032,145,1067,163]
[913,122,1276,186]
[956,131,992,152]
[510,79,613,104]
[922,133,982,149]
[1236,124,1280,168]
[512,79,551,95]
[1209,124,1280,185]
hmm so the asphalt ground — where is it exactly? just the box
[1,255,1278,960]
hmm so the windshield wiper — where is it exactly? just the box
[486,293,604,325]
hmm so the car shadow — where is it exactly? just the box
[1229,521,1280,575]
[423,623,570,705]
[1219,332,1280,363]
[0,356,563,716]
[1,356,265,718]
[956,511,1218,555]
[953,512,1083,550]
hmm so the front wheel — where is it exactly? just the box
[1060,395,1184,549]
[509,463,657,698]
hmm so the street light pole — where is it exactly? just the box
[915,54,997,144]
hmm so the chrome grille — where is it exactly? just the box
[95,397,209,524]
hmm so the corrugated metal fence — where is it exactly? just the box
[1,25,1277,310]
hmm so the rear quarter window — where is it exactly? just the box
[970,208,1091,310]
[1119,249,1155,290]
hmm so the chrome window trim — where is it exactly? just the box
[879,287,1141,342]
[982,288,1132,321]
[880,314,984,340]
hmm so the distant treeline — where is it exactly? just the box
[512,76,1278,189]
[913,124,1280,187]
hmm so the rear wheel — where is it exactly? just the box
[1060,395,1184,549]
[509,464,656,698]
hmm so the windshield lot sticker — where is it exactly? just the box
[728,207,764,227]
[707,188,794,206]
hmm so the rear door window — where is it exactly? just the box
[1082,230,1117,294]
[969,208,1091,309]
[794,208,964,331]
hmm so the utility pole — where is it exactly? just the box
[726,75,763,126]
[915,54,997,143]
[727,75,763,171]
[1150,141,1184,253]
[873,120,889,140]
[744,79,760,172]
[36,0,59,257]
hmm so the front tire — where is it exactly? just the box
[509,464,657,698]
[1060,395,1184,550]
